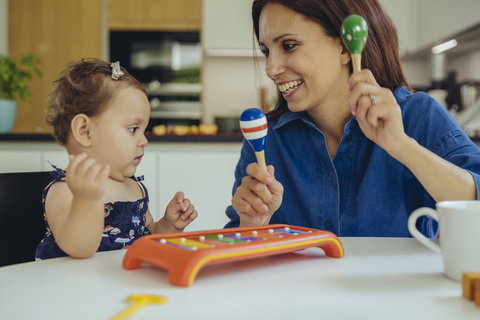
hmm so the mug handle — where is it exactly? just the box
[408,207,441,253]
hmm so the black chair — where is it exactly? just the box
[0,171,52,267]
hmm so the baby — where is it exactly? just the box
[36,58,197,259]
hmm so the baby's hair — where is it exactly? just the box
[46,58,147,146]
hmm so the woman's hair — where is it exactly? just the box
[252,0,411,119]
[46,58,147,146]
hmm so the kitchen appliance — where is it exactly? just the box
[110,31,202,129]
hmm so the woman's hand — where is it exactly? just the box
[232,163,283,227]
[346,69,409,157]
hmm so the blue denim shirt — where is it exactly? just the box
[225,87,480,237]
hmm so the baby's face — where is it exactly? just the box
[88,86,150,182]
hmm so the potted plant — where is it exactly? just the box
[0,53,42,133]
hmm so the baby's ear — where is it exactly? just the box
[70,114,92,147]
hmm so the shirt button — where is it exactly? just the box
[325,219,333,229]
[339,180,345,186]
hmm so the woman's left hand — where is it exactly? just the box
[346,69,409,155]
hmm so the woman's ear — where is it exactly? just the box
[338,38,351,65]
[70,114,92,148]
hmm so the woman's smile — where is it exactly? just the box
[277,79,304,97]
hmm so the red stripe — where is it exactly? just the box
[241,123,268,133]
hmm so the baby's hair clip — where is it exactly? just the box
[110,61,124,80]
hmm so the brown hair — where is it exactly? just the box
[252,0,411,119]
[45,58,147,145]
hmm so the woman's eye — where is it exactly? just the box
[260,48,269,57]
[283,42,297,51]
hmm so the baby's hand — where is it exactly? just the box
[66,153,110,201]
[163,191,198,231]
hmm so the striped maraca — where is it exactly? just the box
[240,108,268,170]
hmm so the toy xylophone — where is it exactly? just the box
[123,224,344,286]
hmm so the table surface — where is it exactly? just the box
[0,237,478,320]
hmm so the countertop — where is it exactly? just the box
[0,133,244,143]
[0,237,478,319]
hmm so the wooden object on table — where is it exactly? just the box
[462,272,480,302]
[476,281,480,307]
[341,15,368,73]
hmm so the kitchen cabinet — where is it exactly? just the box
[380,0,417,54]
[156,144,241,231]
[8,0,103,134]
[381,0,480,54]
[108,0,201,31]
[202,0,256,52]
[0,141,242,231]
[415,0,480,51]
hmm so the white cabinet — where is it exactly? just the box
[0,141,243,232]
[134,152,158,226]
[0,150,42,172]
[380,0,417,54]
[0,142,64,173]
[415,0,480,50]
[155,144,241,231]
[202,0,254,51]
[381,0,480,54]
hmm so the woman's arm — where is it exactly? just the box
[347,70,478,202]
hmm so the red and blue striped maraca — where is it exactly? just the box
[240,108,267,169]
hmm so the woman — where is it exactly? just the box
[225,0,480,237]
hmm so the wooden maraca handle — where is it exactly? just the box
[341,15,368,73]
[255,151,267,170]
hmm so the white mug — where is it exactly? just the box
[408,200,480,281]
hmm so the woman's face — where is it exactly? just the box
[258,3,351,114]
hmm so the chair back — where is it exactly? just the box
[0,171,52,267]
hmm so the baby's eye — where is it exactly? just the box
[129,127,138,133]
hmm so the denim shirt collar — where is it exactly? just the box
[270,110,358,136]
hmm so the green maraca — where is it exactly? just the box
[341,15,368,73]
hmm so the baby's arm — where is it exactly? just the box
[146,191,198,233]
[45,153,110,258]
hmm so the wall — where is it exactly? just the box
[0,0,6,55]
[201,55,276,124]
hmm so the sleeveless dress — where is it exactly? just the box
[35,165,151,260]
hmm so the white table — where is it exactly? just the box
[0,238,478,320]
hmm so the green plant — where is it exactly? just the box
[0,53,42,101]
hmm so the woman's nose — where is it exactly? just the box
[265,52,286,80]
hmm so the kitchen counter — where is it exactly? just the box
[0,133,244,143]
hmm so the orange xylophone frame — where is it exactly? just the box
[122,224,344,286]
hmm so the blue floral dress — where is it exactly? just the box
[35,165,151,260]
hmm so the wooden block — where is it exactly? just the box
[476,281,480,307]
[462,272,480,300]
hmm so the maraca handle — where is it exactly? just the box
[351,53,361,73]
[255,151,267,170]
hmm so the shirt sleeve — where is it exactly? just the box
[400,89,480,201]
